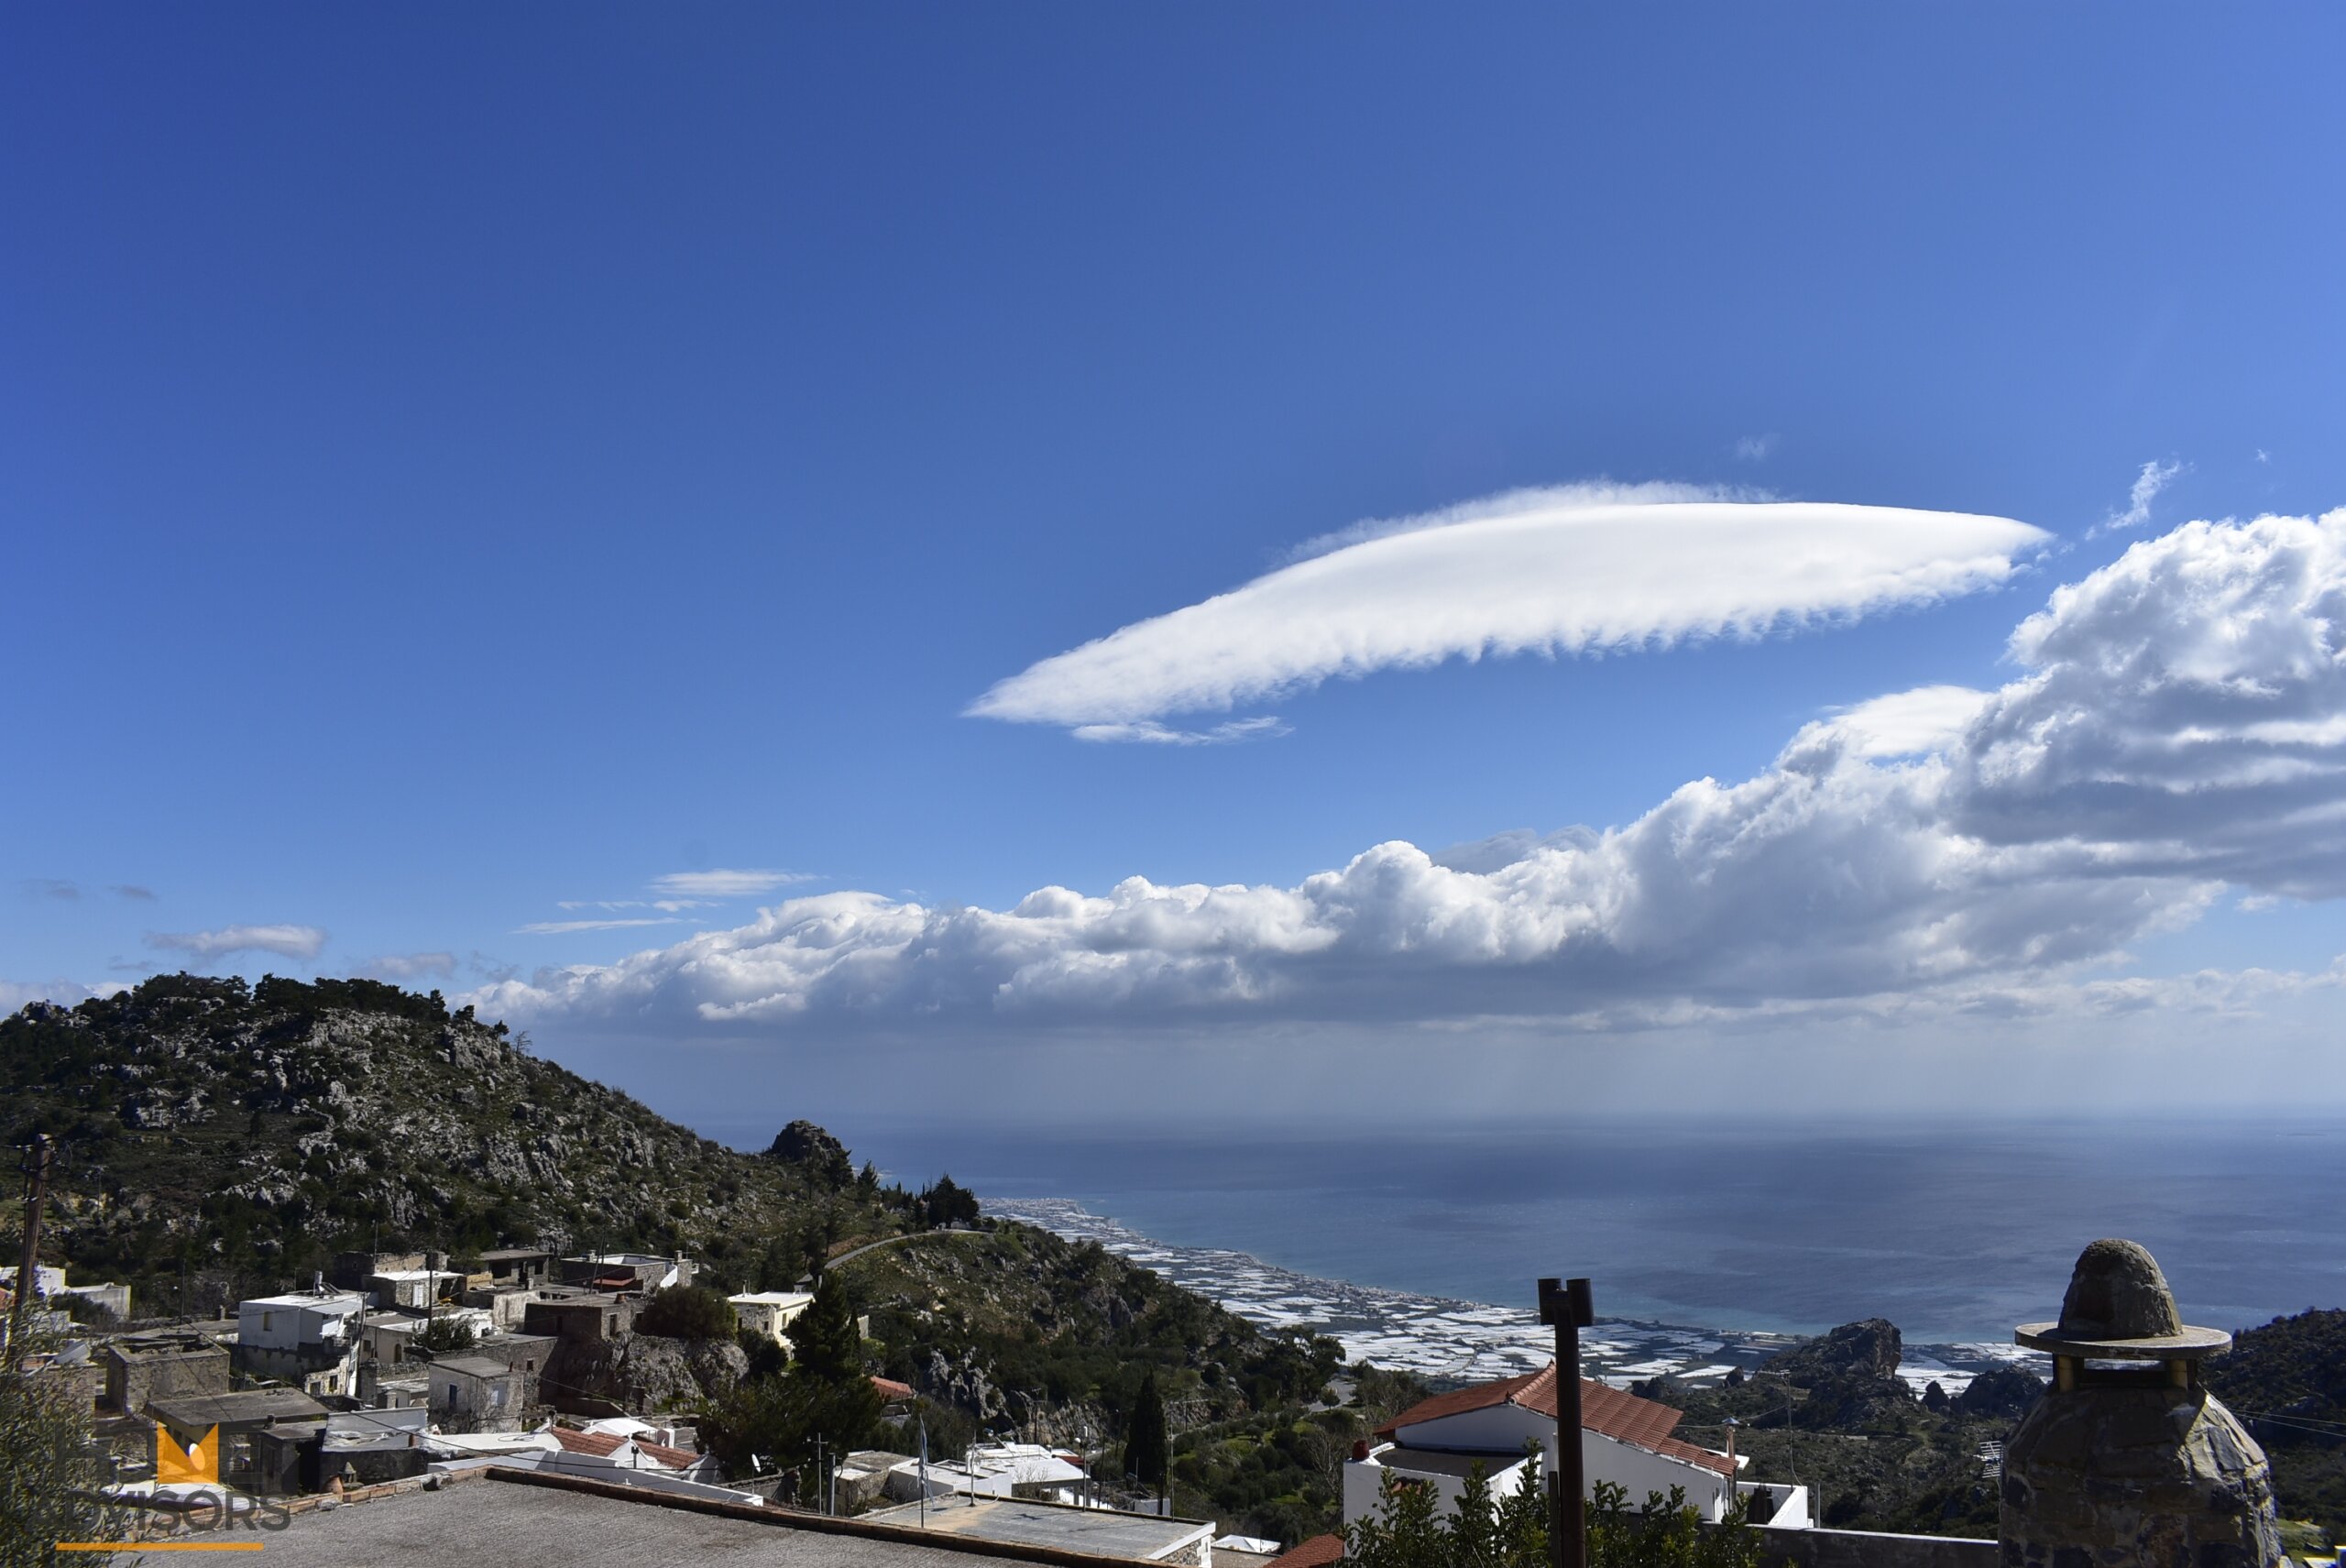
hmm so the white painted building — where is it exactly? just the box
[3,1262,130,1321]
[1343,1361,1807,1532]
[234,1288,366,1398]
[1,1264,68,1297]
[728,1289,815,1345]
[368,1267,462,1310]
[885,1441,1090,1504]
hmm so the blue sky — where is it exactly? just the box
[8,5,2346,1127]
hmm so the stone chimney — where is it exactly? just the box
[2001,1238,2280,1568]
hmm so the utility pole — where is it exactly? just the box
[1538,1276,1594,1568]
[9,1135,56,1366]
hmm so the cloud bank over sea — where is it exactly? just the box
[475,510,2346,1047]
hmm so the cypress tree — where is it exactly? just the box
[1123,1367,1169,1487]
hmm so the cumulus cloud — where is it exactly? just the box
[967,486,2048,737]
[362,951,457,981]
[2097,458,2185,534]
[476,509,2346,1039]
[1734,433,1780,461]
[146,924,327,961]
[649,869,814,898]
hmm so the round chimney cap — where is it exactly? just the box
[2015,1238,2230,1359]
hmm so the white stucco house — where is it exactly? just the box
[728,1289,815,1346]
[234,1287,366,1398]
[1343,1361,1808,1531]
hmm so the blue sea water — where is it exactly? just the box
[710,1114,2346,1343]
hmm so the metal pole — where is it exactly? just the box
[8,1135,55,1366]
[1539,1276,1594,1568]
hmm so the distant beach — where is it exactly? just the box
[984,1196,2034,1396]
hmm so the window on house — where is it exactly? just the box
[260,1311,274,1332]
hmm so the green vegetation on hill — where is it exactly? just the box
[1640,1321,2017,1538]
[1167,1365,1431,1545]
[843,1220,1341,1429]
[2207,1309,2346,1534]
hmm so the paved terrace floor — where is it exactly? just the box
[113,1475,1139,1568]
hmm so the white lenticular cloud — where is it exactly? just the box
[650,869,815,898]
[967,486,2049,734]
[146,924,327,961]
[477,509,2346,1037]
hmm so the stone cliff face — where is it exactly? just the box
[1760,1317,1918,1428]
[543,1334,749,1416]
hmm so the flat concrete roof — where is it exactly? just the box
[114,1475,1129,1566]
[865,1497,1209,1558]
[148,1387,330,1429]
[430,1354,518,1380]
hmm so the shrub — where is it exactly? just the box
[634,1284,740,1342]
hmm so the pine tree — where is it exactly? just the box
[785,1269,862,1384]
[1123,1367,1169,1487]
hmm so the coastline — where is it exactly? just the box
[985,1195,2039,1396]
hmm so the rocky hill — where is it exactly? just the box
[2207,1309,2346,1532]
[3,972,912,1309]
[4,970,1349,1537]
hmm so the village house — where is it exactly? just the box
[560,1252,696,1292]
[543,1421,726,1483]
[367,1265,464,1310]
[102,1331,230,1416]
[728,1288,814,1345]
[521,1288,635,1343]
[1342,1360,1808,1530]
[3,1261,133,1322]
[148,1387,331,1494]
[477,1246,555,1287]
[312,1406,433,1489]
[331,1249,436,1290]
[438,1327,555,1405]
[234,1285,367,1398]
[430,1354,529,1432]
[884,1441,1091,1505]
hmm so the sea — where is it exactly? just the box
[705,1114,2346,1393]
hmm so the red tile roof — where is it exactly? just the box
[548,1426,700,1471]
[1376,1361,1733,1476]
[870,1375,915,1402]
[1263,1534,1345,1567]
